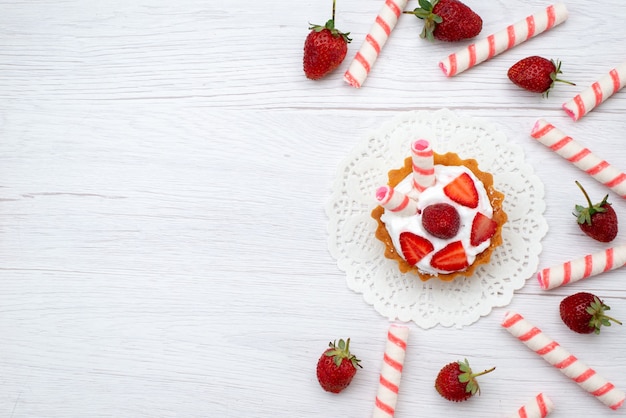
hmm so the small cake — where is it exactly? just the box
[371,139,507,281]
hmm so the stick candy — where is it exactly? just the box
[372,324,409,418]
[507,393,554,418]
[376,186,419,216]
[502,311,626,410]
[537,243,626,290]
[411,139,435,192]
[563,61,626,121]
[530,119,626,198]
[344,0,408,88]
[439,3,568,77]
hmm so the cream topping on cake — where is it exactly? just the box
[380,164,493,276]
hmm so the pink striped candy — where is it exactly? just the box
[507,393,554,418]
[344,0,408,88]
[563,61,626,121]
[537,243,626,290]
[372,324,409,418]
[439,3,568,77]
[502,311,626,410]
[376,186,419,216]
[411,139,435,192]
[530,119,626,198]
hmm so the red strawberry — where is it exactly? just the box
[443,172,478,208]
[470,212,497,246]
[507,56,575,97]
[430,241,468,272]
[303,0,351,80]
[435,358,495,402]
[400,232,434,266]
[422,203,460,239]
[573,181,618,242]
[405,0,482,42]
[316,338,362,393]
[560,292,622,334]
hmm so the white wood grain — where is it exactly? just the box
[2,0,626,416]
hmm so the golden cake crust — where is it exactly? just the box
[371,152,507,282]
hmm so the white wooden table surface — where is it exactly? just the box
[2,1,626,417]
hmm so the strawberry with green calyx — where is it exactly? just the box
[507,56,575,97]
[573,180,618,242]
[316,338,362,393]
[303,0,351,80]
[435,358,495,402]
[404,0,482,42]
[560,292,622,334]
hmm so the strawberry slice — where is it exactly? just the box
[430,241,469,272]
[443,172,479,209]
[470,212,498,246]
[399,232,434,266]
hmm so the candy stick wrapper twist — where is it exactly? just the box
[411,139,435,192]
[530,119,626,198]
[538,243,626,290]
[507,393,554,418]
[376,186,419,216]
[563,61,626,121]
[344,0,408,88]
[439,3,568,77]
[502,311,626,410]
[372,324,409,418]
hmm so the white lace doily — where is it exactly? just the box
[326,109,548,329]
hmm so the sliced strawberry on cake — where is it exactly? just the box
[470,212,498,246]
[443,172,479,208]
[430,241,469,272]
[399,232,434,266]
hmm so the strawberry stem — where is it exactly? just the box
[575,180,593,208]
[472,366,496,378]
[332,0,336,22]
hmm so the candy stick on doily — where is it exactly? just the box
[563,62,626,121]
[372,324,409,418]
[507,393,554,418]
[344,0,408,88]
[411,139,435,192]
[537,243,626,290]
[439,3,568,77]
[376,186,419,216]
[530,119,626,198]
[502,311,626,410]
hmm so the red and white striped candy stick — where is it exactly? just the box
[563,61,626,121]
[439,3,568,77]
[376,186,419,216]
[537,243,626,290]
[530,119,626,198]
[502,311,626,410]
[411,139,435,192]
[507,393,555,418]
[344,0,408,88]
[372,324,409,418]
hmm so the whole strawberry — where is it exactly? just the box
[507,56,575,97]
[560,292,622,334]
[573,181,618,242]
[316,338,362,393]
[303,0,351,80]
[422,203,460,239]
[434,358,495,402]
[405,0,482,42]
